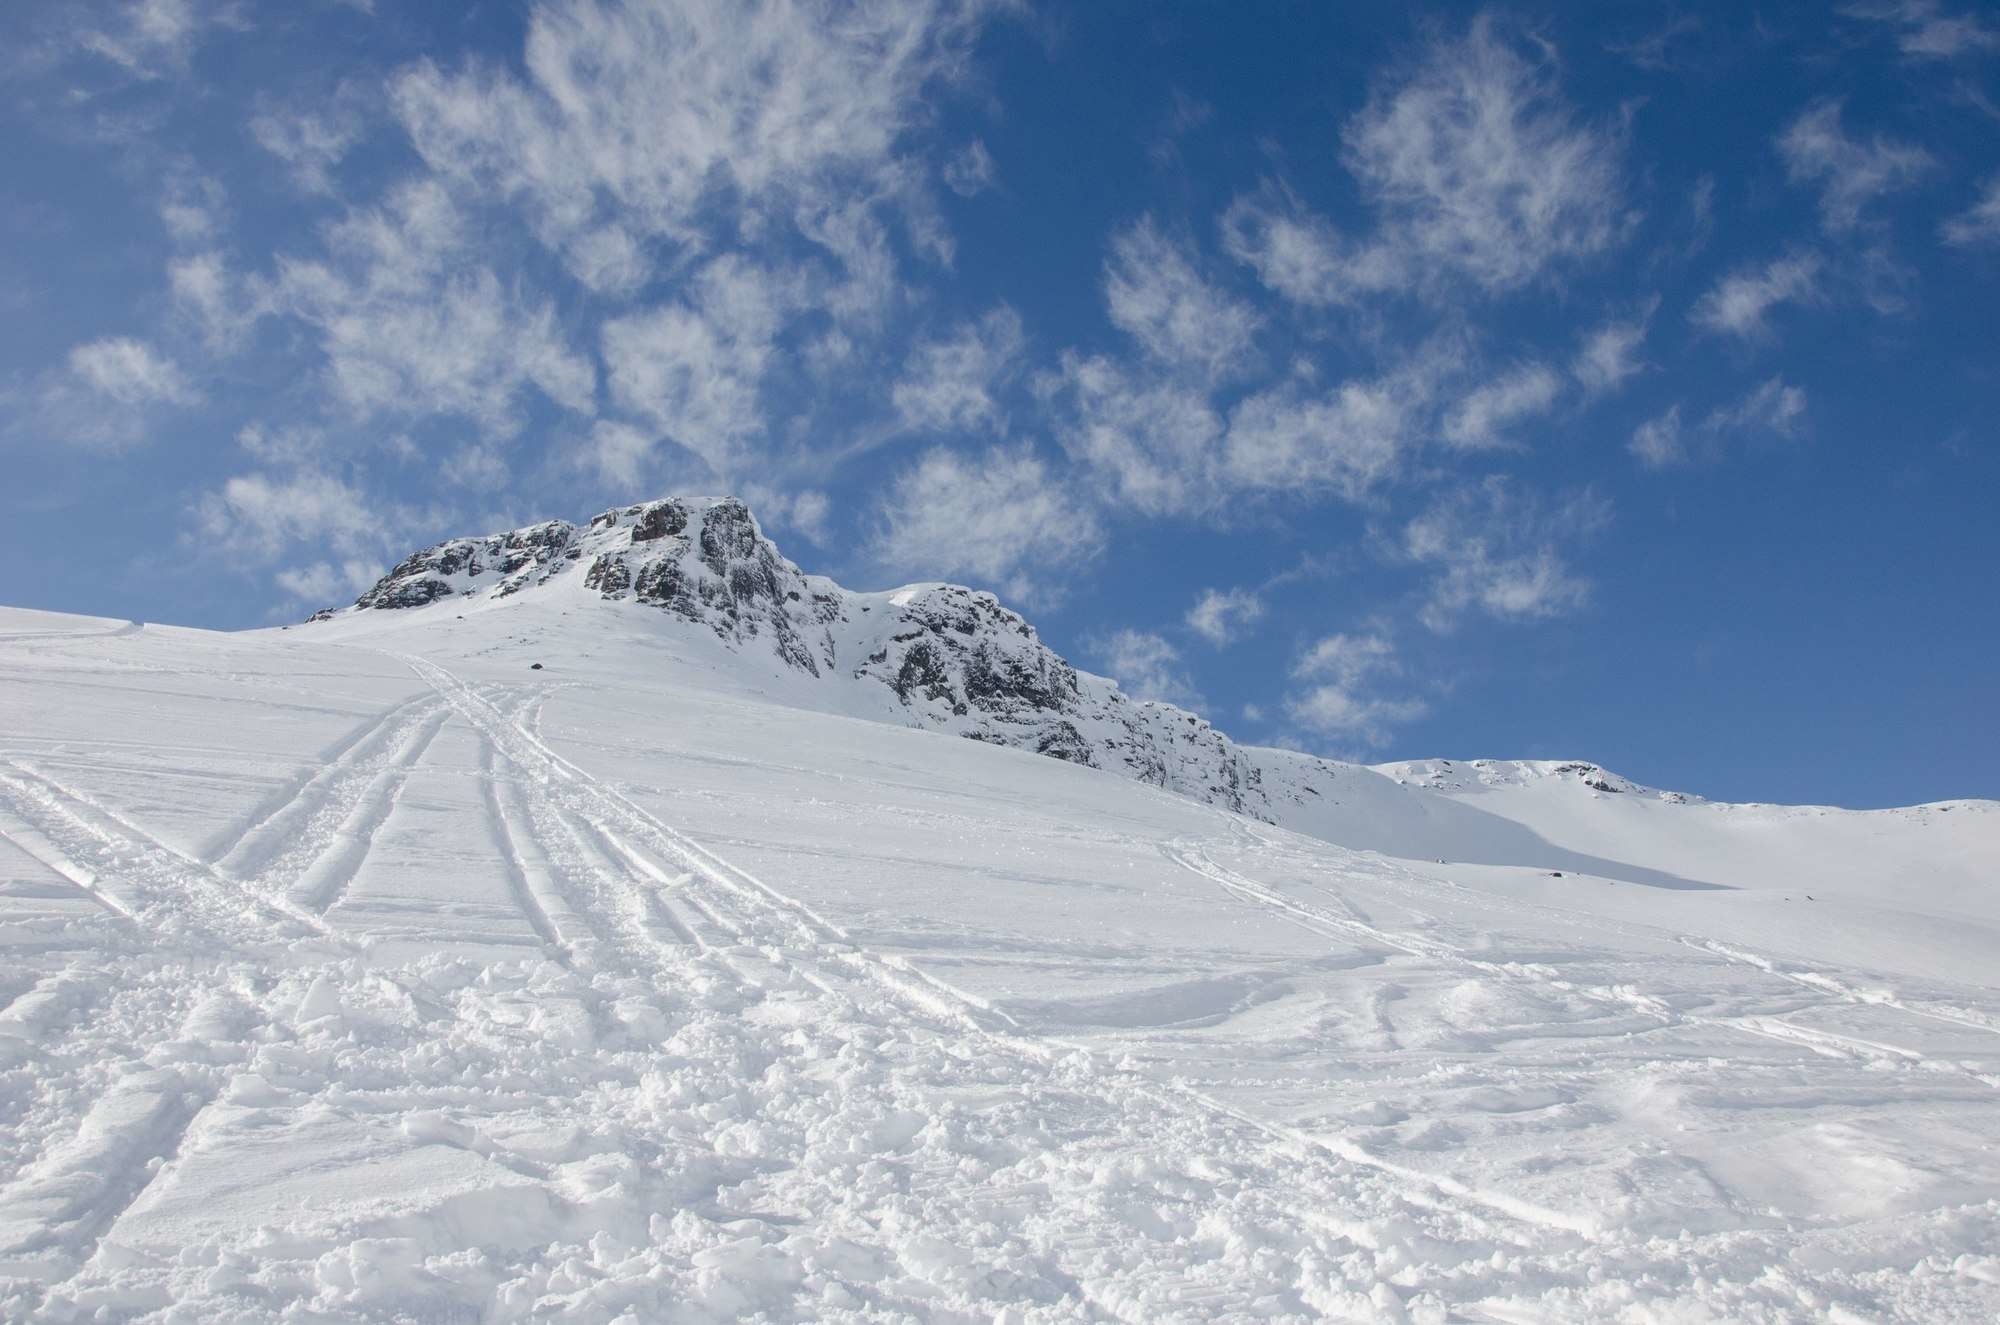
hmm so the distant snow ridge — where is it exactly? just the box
[1376,758,1693,803]
[315,496,1278,816]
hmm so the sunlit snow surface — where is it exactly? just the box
[0,602,1996,1322]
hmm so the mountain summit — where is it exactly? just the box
[312,494,1281,817]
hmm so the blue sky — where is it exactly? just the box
[3,1,1997,808]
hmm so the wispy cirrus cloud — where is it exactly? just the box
[79,0,245,77]
[1186,587,1266,647]
[1690,252,1822,338]
[1093,629,1202,708]
[601,255,792,476]
[1401,478,1608,631]
[1941,175,2000,246]
[1104,216,1262,383]
[891,305,1025,438]
[1779,100,1935,233]
[20,336,202,450]
[1225,14,1629,305]
[274,178,596,435]
[1846,0,2000,59]
[870,444,1103,605]
[1285,630,1426,748]
[67,336,199,407]
[392,0,997,270]
[1441,363,1563,450]
[1572,300,1655,396]
[1628,378,1807,469]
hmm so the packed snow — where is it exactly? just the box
[1,572,1997,1320]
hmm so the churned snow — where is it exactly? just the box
[0,598,1995,1322]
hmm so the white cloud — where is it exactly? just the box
[392,0,996,267]
[738,482,833,544]
[273,558,382,606]
[235,422,325,465]
[942,138,996,197]
[781,489,831,542]
[1778,100,1935,233]
[1441,363,1561,450]
[1344,15,1626,290]
[251,103,364,194]
[1094,629,1201,708]
[1572,302,1654,395]
[1294,631,1392,689]
[1288,686,1427,747]
[1629,380,1806,471]
[276,179,596,431]
[583,418,661,488]
[1228,15,1627,303]
[1186,587,1265,646]
[891,305,1024,437]
[566,225,652,295]
[25,336,201,449]
[171,250,282,352]
[1104,216,1261,382]
[1941,175,2000,246]
[159,169,226,244]
[1223,376,1409,497]
[1847,1,2000,58]
[1690,253,1821,338]
[80,0,239,75]
[871,445,1104,605]
[794,191,910,324]
[601,255,792,476]
[1402,478,1606,631]
[1219,189,1401,309]
[1046,353,1225,516]
[1285,631,1424,747]
[1628,406,1685,468]
[1051,347,1419,517]
[1705,376,1807,437]
[67,337,199,406]
[441,442,511,492]
[195,467,395,561]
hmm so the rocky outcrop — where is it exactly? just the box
[576,498,845,676]
[316,495,1283,821]
[309,520,578,619]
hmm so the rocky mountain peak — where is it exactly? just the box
[310,493,1288,820]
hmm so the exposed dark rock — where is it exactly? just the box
[309,493,1475,826]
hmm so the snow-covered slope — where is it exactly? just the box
[308,495,1275,816]
[308,495,1998,910]
[1,576,1996,1319]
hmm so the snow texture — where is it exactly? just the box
[0,501,1993,1322]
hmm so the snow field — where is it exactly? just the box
[0,608,1995,1321]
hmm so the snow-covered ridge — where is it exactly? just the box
[312,495,1279,817]
[1373,758,1684,801]
[312,494,1994,860]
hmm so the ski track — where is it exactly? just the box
[0,758,334,946]
[1163,835,2000,1096]
[284,706,452,914]
[1693,936,2000,1040]
[1,634,1991,1320]
[478,713,586,967]
[0,1071,206,1277]
[210,691,448,879]
[0,800,138,926]
[398,653,1593,1314]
